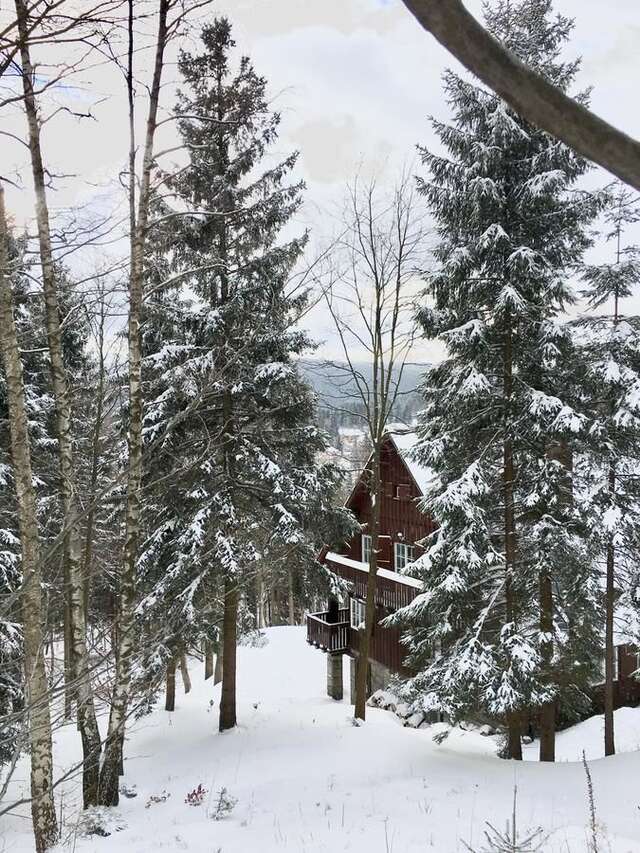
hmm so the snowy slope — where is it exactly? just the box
[4,627,640,852]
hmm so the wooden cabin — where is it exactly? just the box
[307,429,640,714]
[306,430,434,701]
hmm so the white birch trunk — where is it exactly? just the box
[98,0,171,805]
[14,0,101,805]
[0,184,58,852]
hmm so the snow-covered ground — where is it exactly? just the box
[5,627,640,852]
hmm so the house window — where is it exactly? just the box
[350,598,366,630]
[396,484,411,500]
[394,542,415,571]
[361,534,372,565]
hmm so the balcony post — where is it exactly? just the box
[327,652,344,700]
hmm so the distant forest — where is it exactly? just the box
[299,360,426,444]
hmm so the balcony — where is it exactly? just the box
[306,609,350,653]
[324,551,421,611]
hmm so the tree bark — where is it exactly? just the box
[354,447,381,721]
[604,472,616,756]
[204,641,214,680]
[0,183,58,852]
[63,593,72,719]
[214,643,223,685]
[165,656,176,711]
[99,0,171,806]
[179,650,191,694]
[604,249,621,759]
[503,315,522,760]
[14,0,101,806]
[399,0,640,191]
[256,570,265,628]
[539,564,556,763]
[83,293,107,617]
[288,568,296,626]
[219,577,238,731]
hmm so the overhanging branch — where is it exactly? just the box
[400,0,640,191]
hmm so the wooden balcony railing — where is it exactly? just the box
[306,609,350,653]
[324,552,421,611]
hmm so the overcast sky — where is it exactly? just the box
[2,0,640,362]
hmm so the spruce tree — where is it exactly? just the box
[577,183,640,756]
[137,18,351,728]
[392,0,599,760]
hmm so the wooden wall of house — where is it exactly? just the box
[592,644,640,712]
[349,605,411,676]
[344,437,435,569]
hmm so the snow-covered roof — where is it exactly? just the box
[325,551,422,589]
[386,427,436,496]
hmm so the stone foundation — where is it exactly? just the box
[349,655,392,704]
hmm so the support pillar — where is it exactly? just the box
[327,653,343,700]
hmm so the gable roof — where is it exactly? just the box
[344,426,436,508]
[386,427,436,496]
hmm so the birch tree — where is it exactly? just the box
[13,0,103,807]
[0,183,57,852]
[98,0,173,805]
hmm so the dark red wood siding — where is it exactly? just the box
[344,436,435,569]
[321,436,433,676]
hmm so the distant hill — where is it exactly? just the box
[298,359,428,442]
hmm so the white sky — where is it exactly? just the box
[2,0,639,363]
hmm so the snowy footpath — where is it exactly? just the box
[5,626,640,852]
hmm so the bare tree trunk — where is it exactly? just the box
[604,260,621,759]
[14,0,101,806]
[165,656,176,711]
[83,292,107,616]
[354,448,381,721]
[204,641,214,680]
[214,643,223,685]
[503,315,522,761]
[539,440,573,762]
[63,593,72,719]
[179,651,191,694]
[99,0,171,806]
[604,474,616,756]
[0,184,58,852]
[256,570,265,628]
[219,577,238,731]
[287,568,296,626]
[539,566,555,762]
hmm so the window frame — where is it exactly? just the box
[350,597,366,630]
[394,541,415,571]
[361,533,372,565]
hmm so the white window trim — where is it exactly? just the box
[350,597,366,630]
[394,542,415,571]
[361,534,372,565]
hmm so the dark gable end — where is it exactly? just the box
[343,434,435,569]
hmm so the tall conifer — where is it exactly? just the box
[392,0,599,760]
[138,19,351,729]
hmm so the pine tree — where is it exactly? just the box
[577,183,640,756]
[137,18,351,728]
[391,0,599,760]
